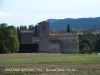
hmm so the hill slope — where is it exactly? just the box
[46,17,100,30]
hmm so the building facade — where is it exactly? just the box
[20,21,78,54]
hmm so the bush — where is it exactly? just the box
[78,50,91,54]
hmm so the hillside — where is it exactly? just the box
[46,17,100,30]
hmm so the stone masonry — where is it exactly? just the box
[38,21,78,54]
[38,21,50,52]
[20,21,78,54]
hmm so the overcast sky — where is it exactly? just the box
[0,0,100,26]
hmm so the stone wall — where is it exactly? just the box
[38,21,50,53]
[20,21,78,54]
[20,32,33,44]
[50,43,60,53]
[32,37,39,43]
[60,39,77,54]
[50,33,77,37]
[39,37,50,52]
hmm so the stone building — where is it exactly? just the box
[20,30,33,44]
[20,21,78,54]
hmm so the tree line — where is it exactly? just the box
[78,31,100,53]
[0,23,19,53]
[0,23,100,54]
[0,23,39,53]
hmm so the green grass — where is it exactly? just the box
[0,53,100,75]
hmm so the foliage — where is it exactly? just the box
[0,23,19,53]
[67,24,70,32]
[78,30,98,53]
[94,38,100,52]
[28,25,34,30]
[17,26,21,43]
[35,25,38,36]
[19,25,34,30]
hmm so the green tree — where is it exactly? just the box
[0,31,4,53]
[35,25,38,37]
[0,23,19,53]
[7,25,20,53]
[28,25,34,30]
[80,43,90,50]
[95,39,100,52]
[17,26,21,43]
[67,24,70,33]
[79,30,97,53]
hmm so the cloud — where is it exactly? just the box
[0,10,89,26]
[80,0,100,7]
[0,12,11,17]
[12,13,88,22]
[36,1,73,11]
[36,0,100,11]
[1,0,100,26]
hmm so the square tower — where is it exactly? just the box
[38,21,50,52]
[20,30,33,44]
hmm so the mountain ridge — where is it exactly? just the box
[46,17,100,30]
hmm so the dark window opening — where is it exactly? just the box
[43,25,45,29]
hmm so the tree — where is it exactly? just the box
[80,43,90,50]
[0,23,19,53]
[24,26,27,30]
[95,39,100,52]
[79,30,97,53]
[0,31,4,53]
[67,24,70,33]
[7,25,20,53]
[28,25,34,30]
[17,26,21,43]
[20,25,23,30]
[35,25,38,37]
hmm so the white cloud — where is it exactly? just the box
[12,13,88,22]
[36,1,74,11]
[0,11,89,26]
[1,0,100,26]
[0,12,11,17]
[80,0,100,7]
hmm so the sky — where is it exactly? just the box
[0,0,100,26]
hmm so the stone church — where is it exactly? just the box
[20,21,78,54]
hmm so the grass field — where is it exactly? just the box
[0,53,100,75]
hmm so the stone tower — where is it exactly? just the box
[38,21,50,52]
[20,30,33,44]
